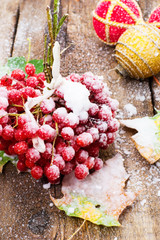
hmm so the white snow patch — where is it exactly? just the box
[43,182,51,189]
[59,80,91,116]
[135,95,145,102]
[67,207,75,214]
[49,202,54,207]
[124,103,137,117]
[140,199,146,206]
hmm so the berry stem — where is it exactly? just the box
[51,122,59,165]
[46,6,54,47]
[27,38,31,63]
[44,0,68,83]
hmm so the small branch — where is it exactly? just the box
[153,75,160,86]
[67,220,86,240]
[46,6,54,46]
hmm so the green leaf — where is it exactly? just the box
[1,57,44,76]
[51,154,137,227]
[0,151,18,173]
[29,59,44,74]
[6,56,27,72]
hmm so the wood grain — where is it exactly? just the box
[0,0,159,239]
[0,0,20,64]
[60,0,159,239]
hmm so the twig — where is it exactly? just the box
[67,220,86,240]
[153,75,160,86]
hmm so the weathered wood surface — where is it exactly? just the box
[0,0,159,239]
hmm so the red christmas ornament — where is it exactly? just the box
[93,0,142,45]
[148,5,160,28]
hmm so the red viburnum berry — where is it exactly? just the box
[37,72,45,81]
[38,124,56,140]
[69,136,80,152]
[87,127,99,142]
[84,156,95,170]
[39,115,53,126]
[26,148,41,163]
[8,143,16,155]
[26,76,39,88]
[1,75,13,86]
[20,87,36,99]
[37,72,45,88]
[106,132,116,144]
[52,107,67,123]
[85,142,99,157]
[23,122,39,138]
[25,63,36,76]
[55,138,66,154]
[18,154,26,163]
[107,118,120,132]
[14,141,28,155]
[0,109,8,125]
[52,154,65,170]
[61,161,75,175]
[12,80,25,90]
[41,143,53,160]
[76,132,93,147]
[96,121,108,133]
[75,125,86,135]
[61,127,74,141]
[94,92,108,104]
[88,103,99,116]
[14,128,26,141]
[25,159,35,169]
[18,114,31,128]
[74,164,89,180]
[11,69,25,81]
[98,105,112,121]
[64,112,79,128]
[94,157,103,170]
[2,125,14,140]
[107,97,119,112]
[75,149,89,164]
[45,164,60,182]
[40,98,55,114]
[98,133,108,149]
[17,160,27,172]
[69,73,81,82]
[8,89,22,103]
[31,166,43,180]
[62,146,75,162]
[0,139,8,150]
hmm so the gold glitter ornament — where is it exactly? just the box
[115,21,160,79]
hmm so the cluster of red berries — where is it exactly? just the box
[0,63,119,183]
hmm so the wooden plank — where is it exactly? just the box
[12,0,50,59]
[0,0,159,240]
[0,1,58,240]
[59,0,160,239]
[0,0,20,64]
[149,0,160,110]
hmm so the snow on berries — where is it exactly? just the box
[0,46,119,184]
